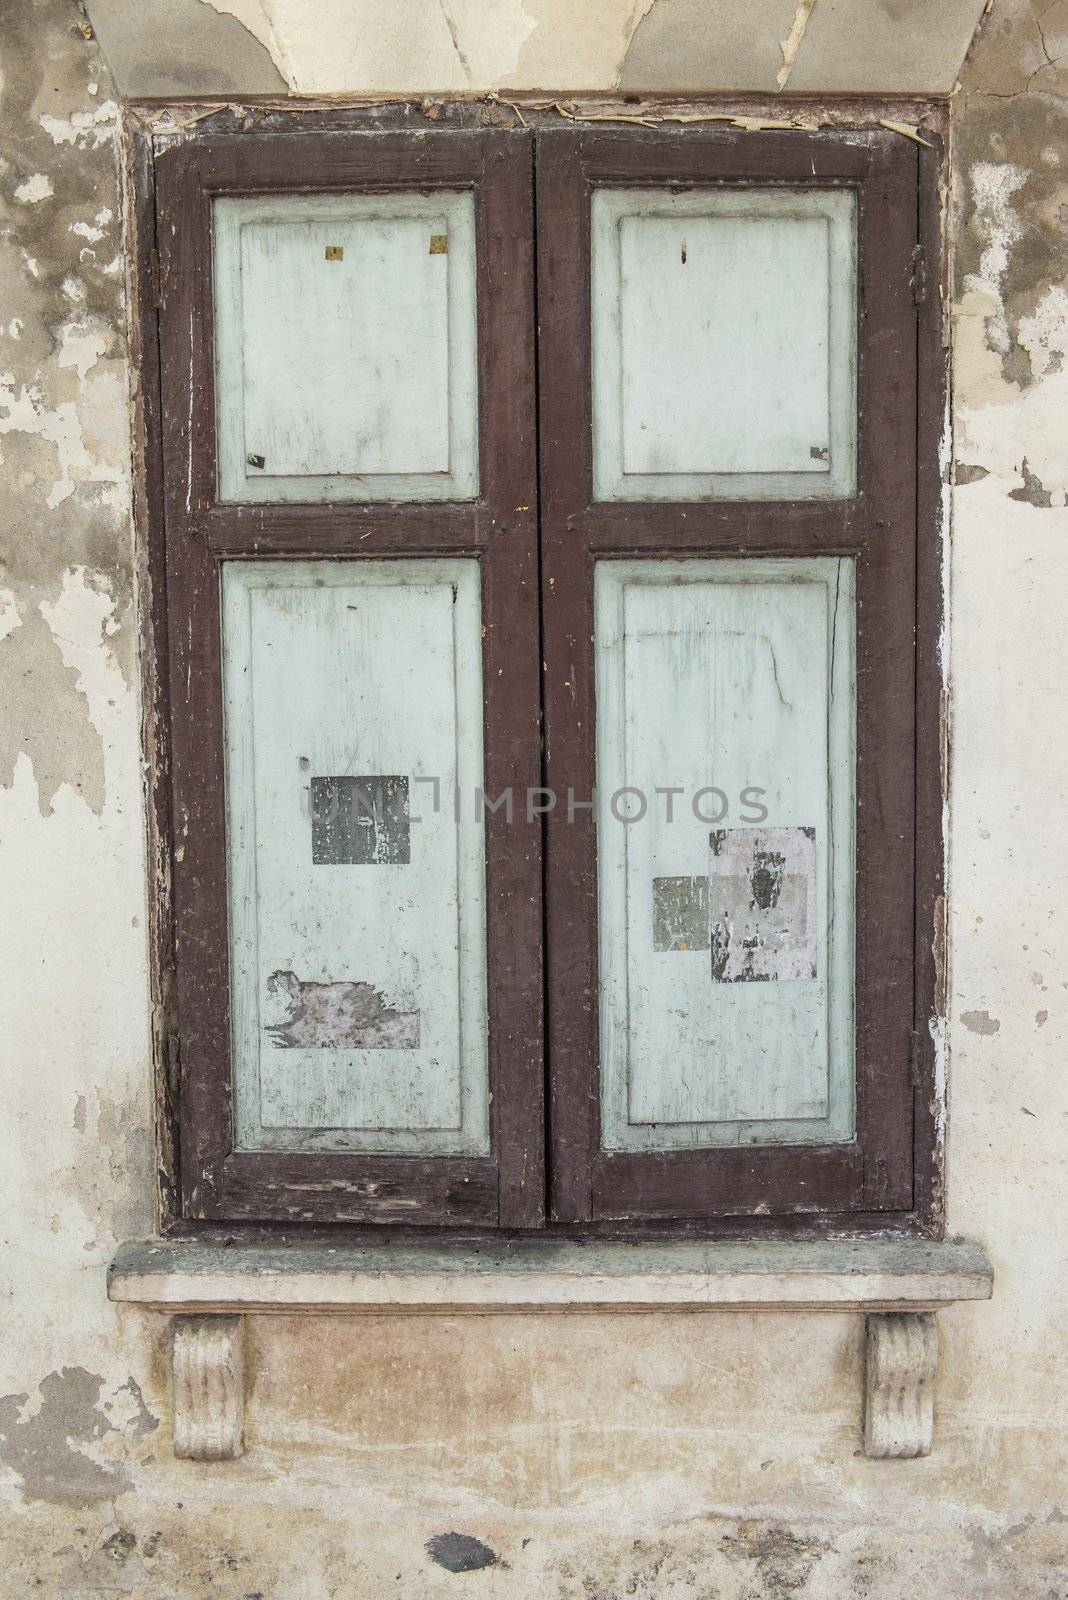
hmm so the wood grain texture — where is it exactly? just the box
[126,125,180,1231]
[172,1315,245,1460]
[863,1312,939,1458]
[912,119,951,1236]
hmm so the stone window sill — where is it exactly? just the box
[107,1237,992,1463]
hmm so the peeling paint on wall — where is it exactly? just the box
[196,0,540,92]
[945,7,1068,1530]
[618,0,989,95]
[776,0,818,91]
[953,4,1068,503]
[0,0,132,815]
[0,1367,154,1506]
[184,0,990,95]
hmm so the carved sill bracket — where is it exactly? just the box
[172,1314,245,1460]
[864,1311,939,1458]
[109,1238,991,1464]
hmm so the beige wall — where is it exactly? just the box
[1,1,1066,1595]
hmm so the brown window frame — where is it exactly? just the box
[137,107,945,1240]
[153,128,544,1228]
[538,127,928,1226]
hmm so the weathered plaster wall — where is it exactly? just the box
[944,0,1068,1532]
[0,0,159,1573]
[85,0,992,97]
[1,0,1067,1596]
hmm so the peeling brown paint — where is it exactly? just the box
[932,892,947,1016]
[0,0,132,815]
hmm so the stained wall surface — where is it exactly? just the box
[1,1,1066,1596]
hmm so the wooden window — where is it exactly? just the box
[155,130,543,1227]
[145,115,940,1235]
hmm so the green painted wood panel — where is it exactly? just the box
[596,557,856,1151]
[591,188,857,500]
[222,560,489,1154]
[213,192,479,502]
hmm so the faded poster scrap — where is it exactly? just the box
[652,875,711,952]
[708,826,817,982]
[311,774,410,865]
[265,970,420,1049]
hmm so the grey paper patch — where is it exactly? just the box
[265,971,419,1049]
[652,875,710,951]
[311,775,410,864]
[708,827,817,982]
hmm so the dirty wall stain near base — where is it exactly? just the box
[426,1532,500,1573]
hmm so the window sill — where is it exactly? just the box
[108,1236,990,1466]
[109,1236,991,1316]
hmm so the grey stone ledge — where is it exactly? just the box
[108,1237,993,1316]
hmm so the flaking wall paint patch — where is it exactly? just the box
[192,0,661,91]
[0,0,132,816]
[85,0,288,96]
[953,2,1068,503]
[189,0,989,93]
[618,0,989,93]
[196,0,539,92]
[0,0,158,1565]
[0,1366,157,1505]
